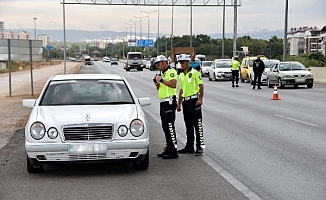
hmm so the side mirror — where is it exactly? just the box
[23,99,36,108]
[307,68,311,71]
[138,98,151,106]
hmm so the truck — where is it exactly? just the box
[83,55,92,65]
[124,52,143,71]
[170,47,194,74]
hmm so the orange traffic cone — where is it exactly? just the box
[271,84,281,100]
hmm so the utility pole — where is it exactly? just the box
[233,0,237,58]
[134,16,148,53]
[283,0,288,61]
[129,20,137,51]
[222,0,225,58]
[190,0,193,47]
[141,10,157,59]
[33,18,37,40]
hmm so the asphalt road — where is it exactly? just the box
[1,61,326,200]
[0,62,247,200]
[84,61,326,200]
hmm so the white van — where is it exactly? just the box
[125,52,143,71]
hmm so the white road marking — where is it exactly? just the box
[216,97,235,104]
[275,114,319,127]
[305,96,326,101]
[144,107,262,200]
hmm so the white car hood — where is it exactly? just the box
[35,105,138,126]
[214,67,232,73]
[280,70,312,76]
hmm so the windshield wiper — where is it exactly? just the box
[96,101,133,105]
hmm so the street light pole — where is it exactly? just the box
[283,0,288,61]
[141,10,157,59]
[129,20,137,51]
[157,3,160,56]
[233,0,238,57]
[171,5,174,51]
[134,16,147,52]
[190,1,192,47]
[120,27,128,59]
[33,18,37,40]
[222,0,225,58]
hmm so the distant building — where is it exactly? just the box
[0,21,3,31]
[288,26,326,56]
[37,34,50,47]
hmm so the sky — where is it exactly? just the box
[0,0,325,37]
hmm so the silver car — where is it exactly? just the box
[23,74,151,173]
[266,61,314,88]
[201,61,213,77]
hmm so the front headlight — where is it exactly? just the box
[130,119,144,137]
[118,125,128,137]
[47,127,58,139]
[30,122,45,140]
[306,74,313,77]
[217,71,223,73]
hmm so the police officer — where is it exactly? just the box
[177,54,205,156]
[231,56,240,87]
[153,55,179,159]
[252,55,265,89]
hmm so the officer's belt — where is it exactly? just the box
[160,96,175,102]
[183,94,199,101]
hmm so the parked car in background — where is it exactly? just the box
[23,74,151,173]
[266,61,314,88]
[208,59,232,81]
[84,55,92,65]
[201,61,213,77]
[103,57,111,62]
[93,57,99,61]
[250,59,280,85]
[145,60,151,69]
[240,56,267,83]
[111,57,119,65]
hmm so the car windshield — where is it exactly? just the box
[202,61,213,67]
[128,54,142,60]
[111,58,118,61]
[279,62,307,71]
[40,79,134,106]
[215,61,231,68]
[263,60,280,68]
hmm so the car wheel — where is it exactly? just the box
[278,78,284,88]
[27,156,43,173]
[294,85,299,88]
[208,75,212,81]
[133,149,149,170]
[307,83,313,88]
[267,78,271,88]
[140,68,143,71]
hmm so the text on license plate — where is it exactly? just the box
[69,144,107,154]
[295,78,305,83]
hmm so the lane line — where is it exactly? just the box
[216,97,235,104]
[144,107,262,200]
[275,114,319,127]
[305,96,326,101]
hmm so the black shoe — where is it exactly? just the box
[232,85,235,87]
[157,151,168,158]
[252,87,255,89]
[195,148,203,156]
[162,151,179,159]
[258,87,262,89]
[236,85,239,87]
[178,146,195,154]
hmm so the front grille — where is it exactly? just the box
[63,123,113,141]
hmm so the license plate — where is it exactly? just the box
[295,78,305,83]
[69,144,107,154]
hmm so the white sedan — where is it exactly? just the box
[208,59,232,81]
[23,74,151,173]
[201,61,213,77]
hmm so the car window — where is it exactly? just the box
[215,61,231,68]
[40,79,134,106]
[111,58,118,61]
[128,54,142,60]
[202,61,213,66]
[263,60,280,68]
[279,63,306,71]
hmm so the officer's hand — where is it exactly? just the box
[196,99,203,106]
[177,104,181,112]
[155,82,160,90]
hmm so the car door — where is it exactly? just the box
[269,64,279,83]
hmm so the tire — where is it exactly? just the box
[267,78,273,88]
[278,78,284,88]
[307,83,313,88]
[126,68,130,71]
[133,150,149,170]
[208,76,212,81]
[27,156,43,173]
[139,68,143,71]
[294,85,299,88]
[240,74,245,82]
